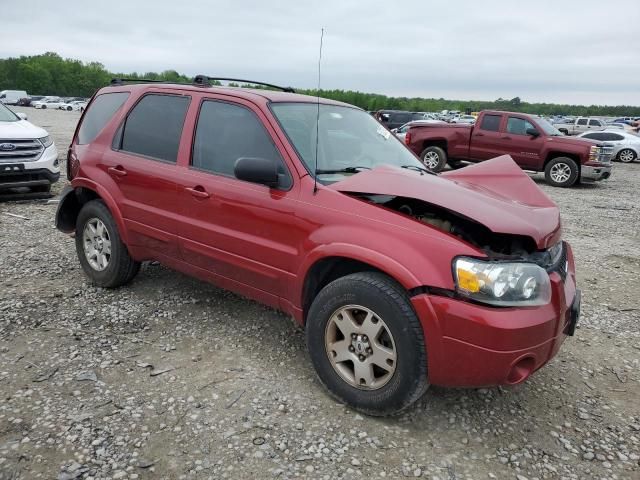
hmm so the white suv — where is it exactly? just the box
[0,104,59,192]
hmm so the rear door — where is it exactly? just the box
[468,113,504,160]
[574,118,588,134]
[588,119,604,131]
[502,115,545,168]
[173,95,299,300]
[102,92,190,258]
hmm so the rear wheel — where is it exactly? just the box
[67,106,72,111]
[306,272,428,416]
[41,105,47,109]
[617,148,636,163]
[544,157,579,187]
[419,146,447,172]
[75,200,140,288]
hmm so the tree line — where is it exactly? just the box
[2,52,639,117]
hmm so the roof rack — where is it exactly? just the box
[110,78,175,86]
[193,75,295,93]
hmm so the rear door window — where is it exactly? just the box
[77,92,130,144]
[583,132,605,140]
[577,118,588,126]
[479,114,502,132]
[119,94,190,163]
[588,119,601,126]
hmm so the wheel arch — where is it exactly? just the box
[422,138,448,154]
[55,181,129,243]
[299,247,423,325]
[544,151,581,170]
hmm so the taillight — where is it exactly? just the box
[405,131,411,145]
[67,148,79,180]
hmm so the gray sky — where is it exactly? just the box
[3,1,640,105]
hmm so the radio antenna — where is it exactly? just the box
[313,28,324,194]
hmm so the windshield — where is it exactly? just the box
[0,103,19,122]
[271,103,425,183]
[535,116,562,136]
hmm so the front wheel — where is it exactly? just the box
[75,200,140,288]
[41,105,47,109]
[617,148,637,163]
[419,146,447,172]
[306,272,429,416]
[67,106,72,111]
[544,157,579,187]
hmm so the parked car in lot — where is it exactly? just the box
[0,90,28,105]
[450,114,476,124]
[578,130,640,163]
[32,97,64,109]
[553,117,607,135]
[55,79,580,415]
[0,103,59,192]
[391,120,446,141]
[59,100,88,111]
[405,110,613,187]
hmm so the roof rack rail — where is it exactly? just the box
[110,78,172,86]
[193,75,295,93]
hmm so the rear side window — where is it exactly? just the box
[77,92,129,144]
[583,132,605,140]
[479,114,501,132]
[191,100,291,188]
[120,94,190,163]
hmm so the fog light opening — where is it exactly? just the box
[506,356,535,384]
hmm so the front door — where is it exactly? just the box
[502,116,545,168]
[173,96,300,299]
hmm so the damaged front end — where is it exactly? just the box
[330,155,566,275]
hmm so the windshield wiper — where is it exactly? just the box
[315,166,371,174]
[400,164,435,175]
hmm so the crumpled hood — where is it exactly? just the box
[0,120,47,139]
[329,155,561,249]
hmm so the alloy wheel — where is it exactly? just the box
[82,218,112,271]
[618,149,635,163]
[550,162,571,183]
[423,151,440,169]
[324,305,397,390]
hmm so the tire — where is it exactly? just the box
[447,159,465,169]
[544,157,579,187]
[306,272,429,416]
[558,129,568,135]
[67,106,72,111]
[617,148,637,163]
[75,200,140,288]
[41,105,46,109]
[419,146,447,172]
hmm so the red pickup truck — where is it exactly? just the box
[405,110,613,187]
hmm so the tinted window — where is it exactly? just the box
[507,117,536,135]
[577,119,588,125]
[192,100,290,187]
[608,133,624,141]
[391,113,412,124]
[120,94,189,163]
[78,92,129,144]
[588,119,601,126]
[583,132,604,140]
[479,114,501,132]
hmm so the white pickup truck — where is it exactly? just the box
[553,117,607,136]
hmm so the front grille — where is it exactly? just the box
[0,139,44,163]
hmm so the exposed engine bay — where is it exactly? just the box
[352,194,553,261]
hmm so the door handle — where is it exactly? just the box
[108,166,127,177]
[501,136,512,140]
[474,133,484,137]
[185,186,210,199]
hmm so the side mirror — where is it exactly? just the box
[17,112,28,120]
[526,127,540,137]
[234,157,279,188]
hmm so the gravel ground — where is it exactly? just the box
[1,107,639,480]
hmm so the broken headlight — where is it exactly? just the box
[453,258,551,306]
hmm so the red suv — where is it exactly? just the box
[56,77,580,416]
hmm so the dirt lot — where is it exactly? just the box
[1,107,639,480]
